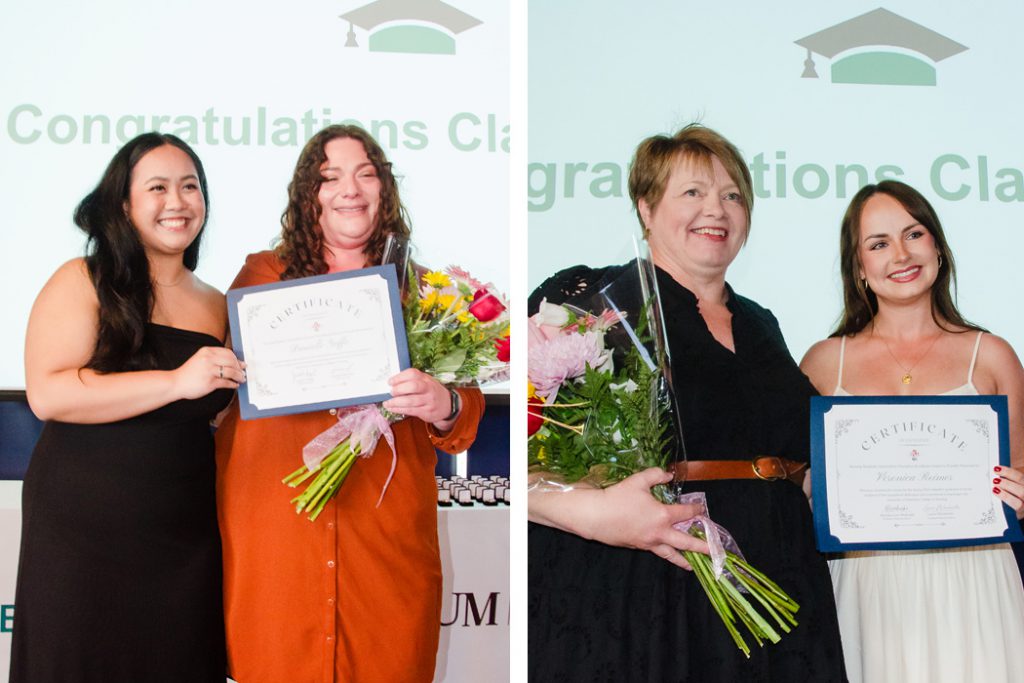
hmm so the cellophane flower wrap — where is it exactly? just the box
[527,253,799,657]
[284,238,509,521]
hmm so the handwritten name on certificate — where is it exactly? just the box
[811,396,1023,552]
[227,265,409,419]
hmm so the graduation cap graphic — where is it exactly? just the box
[340,0,482,55]
[795,8,967,86]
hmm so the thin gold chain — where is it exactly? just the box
[877,331,943,385]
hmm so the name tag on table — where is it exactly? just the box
[810,395,1023,552]
[227,265,409,419]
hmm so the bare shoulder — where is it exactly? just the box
[48,257,92,288]
[191,275,226,303]
[36,258,97,308]
[26,258,102,379]
[800,337,842,391]
[978,332,1023,372]
[190,275,228,328]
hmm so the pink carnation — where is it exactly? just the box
[445,265,487,291]
[528,331,611,400]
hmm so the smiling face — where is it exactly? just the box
[317,137,382,251]
[126,144,205,259]
[857,192,941,304]
[639,155,748,280]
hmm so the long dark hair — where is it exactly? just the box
[77,133,210,372]
[275,125,411,281]
[832,180,980,336]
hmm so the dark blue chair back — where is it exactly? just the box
[0,393,43,480]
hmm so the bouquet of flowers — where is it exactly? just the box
[528,257,799,658]
[284,254,509,521]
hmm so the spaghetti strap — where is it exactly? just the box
[835,336,847,393]
[967,331,984,384]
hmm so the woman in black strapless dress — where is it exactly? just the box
[10,133,245,683]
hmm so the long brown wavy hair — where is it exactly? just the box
[832,180,981,337]
[275,125,411,280]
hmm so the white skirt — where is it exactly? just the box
[830,544,1024,683]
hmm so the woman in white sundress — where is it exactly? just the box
[801,180,1024,683]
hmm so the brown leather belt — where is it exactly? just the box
[672,457,807,485]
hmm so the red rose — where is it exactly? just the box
[495,336,510,363]
[527,396,544,436]
[467,288,506,322]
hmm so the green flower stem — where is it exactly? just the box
[297,451,341,504]
[282,463,318,487]
[306,451,358,521]
[716,572,781,643]
[283,440,362,521]
[678,527,803,658]
[303,452,349,513]
[731,563,798,626]
[729,557,800,611]
[729,566,793,633]
[303,445,357,513]
[728,597,765,648]
[684,549,749,658]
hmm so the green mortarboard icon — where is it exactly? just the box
[340,0,482,55]
[795,8,968,86]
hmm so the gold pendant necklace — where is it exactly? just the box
[879,332,943,385]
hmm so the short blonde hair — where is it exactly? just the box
[628,123,753,235]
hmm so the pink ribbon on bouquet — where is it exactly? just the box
[302,405,398,507]
[671,491,743,580]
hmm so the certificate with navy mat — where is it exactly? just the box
[227,264,409,419]
[811,396,1024,552]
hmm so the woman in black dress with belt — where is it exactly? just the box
[11,133,245,682]
[528,124,847,682]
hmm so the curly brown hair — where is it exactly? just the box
[275,125,411,280]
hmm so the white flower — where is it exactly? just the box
[533,299,571,327]
[610,379,638,394]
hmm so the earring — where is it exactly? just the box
[937,253,943,269]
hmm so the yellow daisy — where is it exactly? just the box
[423,271,451,288]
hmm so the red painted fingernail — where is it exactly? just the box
[994,487,1002,494]
[994,478,1002,484]
[994,466,1003,472]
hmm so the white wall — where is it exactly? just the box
[529,1,1024,361]
[0,0,509,389]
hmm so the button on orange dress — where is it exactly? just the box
[216,251,484,683]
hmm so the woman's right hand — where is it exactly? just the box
[529,467,709,570]
[171,346,246,400]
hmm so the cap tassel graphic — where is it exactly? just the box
[345,21,359,47]
[801,48,818,78]
[794,8,967,86]
[339,0,482,55]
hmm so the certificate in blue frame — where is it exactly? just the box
[227,264,410,420]
[811,395,1024,552]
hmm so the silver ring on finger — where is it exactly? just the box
[218,365,224,379]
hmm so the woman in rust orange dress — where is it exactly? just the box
[215,124,484,683]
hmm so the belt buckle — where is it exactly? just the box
[751,456,785,481]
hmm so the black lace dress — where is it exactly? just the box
[528,265,847,683]
[10,324,231,683]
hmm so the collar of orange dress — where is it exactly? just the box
[672,457,807,485]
